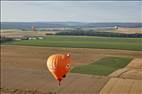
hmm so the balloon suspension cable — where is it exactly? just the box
[59,81,61,86]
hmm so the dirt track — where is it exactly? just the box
[1,45,142,94]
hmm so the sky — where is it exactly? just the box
[1,1,142,22]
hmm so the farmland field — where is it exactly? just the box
[8,35,142,51]
[1,45,142,94]
[1,29,142,94]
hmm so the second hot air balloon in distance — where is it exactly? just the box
[47,53,71,86]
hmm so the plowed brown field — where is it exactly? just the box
[1,67,109,94]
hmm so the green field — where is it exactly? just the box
[71,57,132,76]
[9,36,142,51]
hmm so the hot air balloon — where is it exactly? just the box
[47,53,71,86]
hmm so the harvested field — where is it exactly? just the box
[120,58,142,80]
[127,58,142,69]
[103,58,142,94]
[109,68,142,80]
[100,78,142,94]
[1,30,54,38]
[109,68,128,77]
[120,69,142,80]
[117,27,142,34]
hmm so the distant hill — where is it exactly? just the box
[1,22,142,30]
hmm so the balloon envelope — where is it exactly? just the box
[47,53,71,82]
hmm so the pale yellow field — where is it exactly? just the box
[100,78,142,94]
[101,58,142,94]
[1,30,55,38]
[116,27,142,34]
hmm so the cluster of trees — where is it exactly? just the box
[56,30,142,38]
[0,37,13,43]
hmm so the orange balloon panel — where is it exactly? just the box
[47,53,71,81]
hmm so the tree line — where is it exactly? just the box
[0,37,13,43]
[56,30,142,38]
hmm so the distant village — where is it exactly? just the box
[1,26,50,43]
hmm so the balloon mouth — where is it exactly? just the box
[62,74,66,78]
[66,53,70,57]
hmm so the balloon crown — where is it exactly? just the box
[66,53,70,57]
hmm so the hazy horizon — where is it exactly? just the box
[1,21,142,23]
[1,1,142,22]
